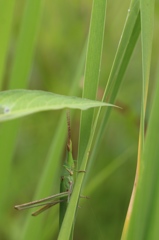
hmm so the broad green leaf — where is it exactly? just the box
[0,89,116,122]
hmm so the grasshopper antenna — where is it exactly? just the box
[66,110,71,151]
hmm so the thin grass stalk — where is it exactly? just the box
[121,0,155,238]
[0,1,16,88]
[58,0,107,239]
[85,0,140,183]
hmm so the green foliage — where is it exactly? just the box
[0,0,159,240]
[0,1,16,88]
[0,89,114,122]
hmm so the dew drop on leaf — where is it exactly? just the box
[0,105,10,114]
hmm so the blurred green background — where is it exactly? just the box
[1,0,159,239]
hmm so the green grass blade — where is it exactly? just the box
[78,0,107,166]
[0,120,19,214]
[121,0,155,239]
[134,0,155,162]
[58,0,107,239]
[140,0,155,112]
[85,146,135,196]
[104,0,140,97]
[58,0,140,238]
[0,89,117,122]
[122,62,159,240]
[100,0,140,133]
[85,0,140,182]
[0,1,15,88]
[20,43,87,240]
[9,0,43,89]
[0,0,43,217]
[58,122,96,240]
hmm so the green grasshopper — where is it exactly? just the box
[15,113,76,224]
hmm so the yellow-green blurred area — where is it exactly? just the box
[1,0,159,240]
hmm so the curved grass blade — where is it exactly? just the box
[121,0,156,239]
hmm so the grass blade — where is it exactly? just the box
[0,1,15,88]
[58,0,107,239]
[78,0,107,165]
[122,61,159,240]
[0,89,117,122]
[85,0,140,184]
[121,0,155,239]
[20,41,87,240]
[9,0,43,89]
[0,0,43,217]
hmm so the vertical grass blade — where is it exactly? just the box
[20,42,87,240]
[103,0,140,98]
[140,0,155,112]
[10,0,43,89]
[78,0,107,165]
[0,1,15,88]
[0,0,43,218]
[85,0,140,180]
[137,0,155,173]
[122,60,159,240]
[85,146,135,196]
[58,1,107,239]
[122,0,155,239]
